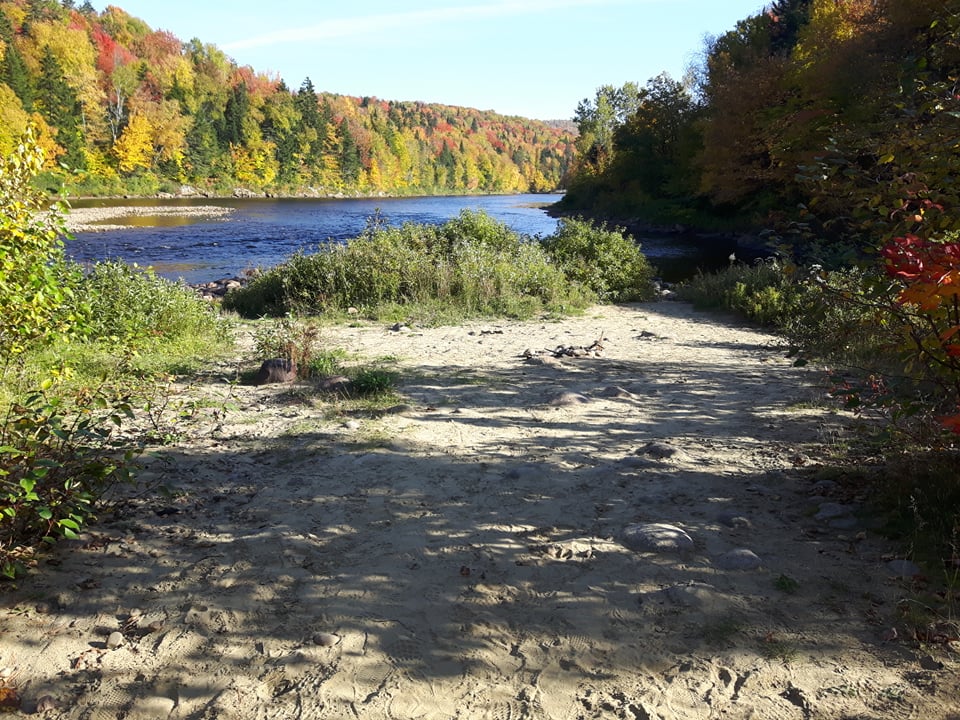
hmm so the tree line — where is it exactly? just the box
[0,0,576,196]
[560,0,959,257]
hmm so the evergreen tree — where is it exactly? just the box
[0,13,34,112]
[36,48,85,168]
[339,121,361,184]
[222,82,249,146]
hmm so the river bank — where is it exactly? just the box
[2,301,956,718]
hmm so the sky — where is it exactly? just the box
[103,0,767,120]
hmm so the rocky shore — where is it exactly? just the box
[62,205,236,233]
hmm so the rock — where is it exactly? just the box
[714,548,762,570]
[319,375,352,393]
[600,386,636,399]
[717,511,752,529]
[548,391,591,406]
[622,523,694,553]
[127,696,176,719]
[34,695,58,713]
[312,632,341,647]
[815,502,856,520]
[343,420,361,430]
[920,655,944,671]
[636,441,684,460]
[106,631,125,649]
[254,358,298,385]
[178,184,197,196]
[643,582,729,612]
[887,559,922,577]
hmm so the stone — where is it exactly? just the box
[319,375,352,393]
[814,502,855,521]
[548,391,591,406]
[127,696,176,719]
[714,548,762,570]
[254,358,297,385]
[636,441,684,461]
[717,511,752,529]
[622,523,694,553]
[600,386,636,399]
[886,559,922,577]
[106,631,125,649]
[312,632,341,647]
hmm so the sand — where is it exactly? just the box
[2,301,957,719]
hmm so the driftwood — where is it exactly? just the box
[522,331,606,361]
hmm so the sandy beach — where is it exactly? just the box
[1,301,957,719]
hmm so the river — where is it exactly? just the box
[65,194,727,285]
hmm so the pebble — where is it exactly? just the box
[714,548,762,570]
[106,631,125,649]
[343,420,362,430]
[622,523,694,553]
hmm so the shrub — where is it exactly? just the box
[0,388,136,578]
[541,217,657,302]
[677,260,801,327]
[64,261,225,347]
[224,210,592,319]
[0,126,80,362]
[252,315,321,377]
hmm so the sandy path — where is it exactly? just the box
[2,301,957,719]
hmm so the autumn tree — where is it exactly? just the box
[113,112,152,172]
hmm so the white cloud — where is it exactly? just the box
[223,0,624,51]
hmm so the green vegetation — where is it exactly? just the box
[0,128,228,578]
[222,210,650,320]
[0,0,573,197]
[561,0,960,587]
[542,217,657,302]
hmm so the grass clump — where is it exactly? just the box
[223,210,601,320]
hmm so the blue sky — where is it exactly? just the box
[106,0,767,120]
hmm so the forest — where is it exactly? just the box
[561,0,960,258]
[0,0,576,197]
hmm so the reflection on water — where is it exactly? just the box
[94,215,211,228]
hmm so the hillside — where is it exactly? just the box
[0,0,577,197]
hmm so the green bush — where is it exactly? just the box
[1,388,136,578]
[541,217,657,302]
[67,261,226,348]
[677,259,800,327]
[224,210,592,319]
[0,127,80,361]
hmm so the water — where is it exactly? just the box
[65,194,729,284]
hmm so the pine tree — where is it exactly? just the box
[0,13,35,112]
[36,48,85,168]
